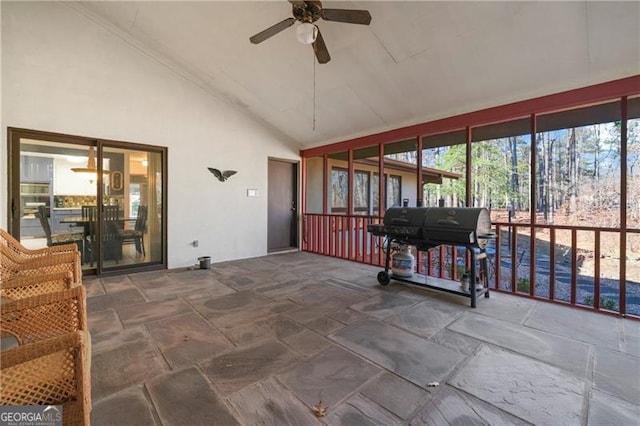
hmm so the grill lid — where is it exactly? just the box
[422,207,493,248]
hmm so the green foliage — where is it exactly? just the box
[583,295,619,311]
[445,263,466,279]
[517,277,530,292]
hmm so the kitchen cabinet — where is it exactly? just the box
[21,155,53,182]
[20,217,45,238]
[52,208,81,233]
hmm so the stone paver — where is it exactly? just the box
[588,389,640,426]
[323,393,404,426]
[82,278,105,297]
[448,313,591,376]
[593,346,640,404]
[146,313,233,368]
[87,287,145,313]
[277,345,381,408]
[99,275,136,294]
[283,330,333,357]
[134,270,234,300]
[330,319,465,387]
[84,251,638,426]
[350,292,419,319]
[228,379,321,425]
[410,385,531,426]
[146,367,240,425]
[304,316,345,335]
[88,308,122,337]
[117,298,194,326]
[91,326,149,354]
[223,315,305,346]
[92,339,168,401]
[525,301,621,350]
[91,386,157,426]
[200,340,300,395]
[622,319,640,355]
[450,345,585,425]
[327,307,367,325]
[429,329,482,356]
[386,298,463,338]
[360,372,429,420]
[192,290,295,329]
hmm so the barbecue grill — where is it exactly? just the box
[367,207,495,307]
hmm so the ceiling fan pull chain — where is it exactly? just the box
[313,50,316,131]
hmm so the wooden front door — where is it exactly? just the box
[268,159,298,252]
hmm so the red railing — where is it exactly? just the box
[302,213,639,319]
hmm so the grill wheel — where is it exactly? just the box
[377,271,390,286]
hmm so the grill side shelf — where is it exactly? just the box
[377,241,490,308]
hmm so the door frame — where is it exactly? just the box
[267,157,300,252]
[7,127,168,276]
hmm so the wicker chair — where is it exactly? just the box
[1,271,75,301]
[0,228,79,258]
[0,244,82,283]
[1,286,87,346]
[1,332,91,426]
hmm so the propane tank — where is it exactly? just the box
[391,245,415,278]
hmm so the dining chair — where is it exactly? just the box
[102,205,122,262]
[119,205,147,257]
[36,206,84,253]
[80,206,97,266]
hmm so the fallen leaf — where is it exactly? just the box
[312,401,327,417]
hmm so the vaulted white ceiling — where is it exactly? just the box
[74,1,640,149]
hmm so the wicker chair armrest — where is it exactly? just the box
[0,331,83,368]
[10,251,79,267]
[1,286,87,345]
[19,243,80,257]
[4,250,82,283]
[1,229,79,258]
[2,271,74,290]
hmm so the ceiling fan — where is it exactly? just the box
[249,0,372,64]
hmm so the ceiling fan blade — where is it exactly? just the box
[313,28,331,64]
[249,17,296,44]
[322,8,372,25]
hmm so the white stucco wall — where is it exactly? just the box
[1,2,300,267]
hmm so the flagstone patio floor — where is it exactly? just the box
[85,252,640,425]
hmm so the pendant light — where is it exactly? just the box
[71,146,110,176]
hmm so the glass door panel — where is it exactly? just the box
[100,146,164,270]
[16,138,98,271]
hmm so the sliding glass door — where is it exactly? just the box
[100,145,164,271]
[8,128,167,275]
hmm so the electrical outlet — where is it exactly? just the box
[192,240,199,247]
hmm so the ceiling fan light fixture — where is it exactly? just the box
[296,22,318,44]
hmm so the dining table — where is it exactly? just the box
[60,216,134,264]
